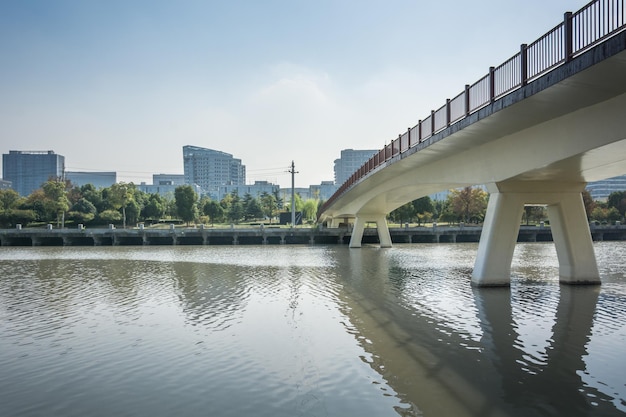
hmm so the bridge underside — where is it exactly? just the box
[321,40,626,286]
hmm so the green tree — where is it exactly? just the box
[414,196,434,216]
[389,201,416,225]
[68,198,97,224]
[203,200,224,225]
[125,199,141,225]
[174,185,198,226]
[241,193,255,221]
[0,209,37,228]
[81,184,105,213]
[272,189,283,210]
[245,197,264,221]
[142,194,165,222]
[42,180,70,228]
[225,190,243,224]
[607,191,626,220]
[523,206,547,225]
[0,189,22,210]
[23,189,55,222]
[448,186,488,223]
[301,199,318,223]
[260,191,278,224]
[107,183,135,228]
[98,209,122,224]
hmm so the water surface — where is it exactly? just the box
[0,242,624,416]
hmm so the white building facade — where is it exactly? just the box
[183,145,246,199]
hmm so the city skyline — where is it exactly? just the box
[1,1,593,188]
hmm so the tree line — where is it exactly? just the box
[387,186,626,226]
[0,180,624,228]
[0,180,321,228]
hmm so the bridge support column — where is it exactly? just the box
[472,192,525,286]
[547,193,600,284]
[349,214,392,248]
[472,182,600,287]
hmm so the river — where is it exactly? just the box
[0,242,624,416]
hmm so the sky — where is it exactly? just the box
[0,0,592,188]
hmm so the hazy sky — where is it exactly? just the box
[0,0,591,188]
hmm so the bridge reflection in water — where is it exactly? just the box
[338,245,624,416]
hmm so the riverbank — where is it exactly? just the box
[1,224,624,247]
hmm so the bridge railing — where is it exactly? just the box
[320,0,626,216]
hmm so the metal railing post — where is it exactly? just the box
[564,11,573,62]
[464,84,470,116]
[520,43,528,86]
[431,110,435,134]
[446,99,451,127]
[418,120,422,142]
[489,66,495,103]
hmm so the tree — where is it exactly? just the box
[0,189,22,210]
[174,185,198,226]
[260,191,278,224]
[241,193,256,221]
[245,198,264,221]
[0,209,37,228]
[22,189,55,222]
[81,184,106,213]
[389,201,415,225]
[301,199,318,223]
[272,189,283,210]
[42,180,70,228]
[124,199,141,225]
[225,190,243,224]
[68,198,97,224]
[203,200,224,225]
[607,191,626,220]
[523,206,547,225]
[142,194,165,222]
[447,186,488,223]
[98,209,122,224]
[107,183,135,228]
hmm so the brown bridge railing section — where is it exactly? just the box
[320,0,626,215]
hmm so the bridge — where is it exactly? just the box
[318,0,626,287]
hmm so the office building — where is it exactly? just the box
[183,145,245,199]
[2,150,65,196]
[310,181,338,201]
[66,171,116,189]
[587,174,626,201]
[334,149,378,185]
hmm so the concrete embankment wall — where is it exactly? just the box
[1,225,624,247]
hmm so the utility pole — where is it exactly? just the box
[288,161,298,227]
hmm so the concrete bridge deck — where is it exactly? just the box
[319,2,626,286]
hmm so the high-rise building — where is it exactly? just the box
[183,145,245,199]
[66,171,116,189]
[586,174,626,201]
[2,150,65,196]
[310,181,338,201]
[333,149,378,185]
